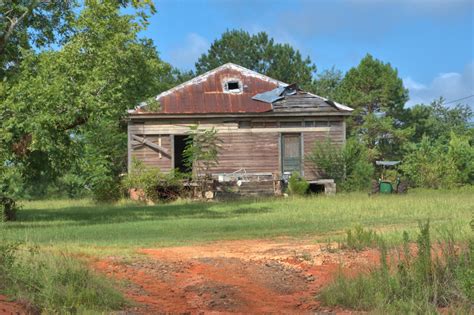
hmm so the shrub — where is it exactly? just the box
[319,221,473,313]
[401,133,473,189]
[0,196,18,221]
[123,160,185,202]
[343,225,380,251]
[307,138,374,192]
[0,242,125,313]
[288,172,309,195]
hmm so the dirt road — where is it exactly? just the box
[94,239,380,314]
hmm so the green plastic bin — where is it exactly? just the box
[379,181,393,193]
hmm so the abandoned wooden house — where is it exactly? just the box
[127,63,353,197]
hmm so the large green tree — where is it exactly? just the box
[195,29,316,86]
[0,1,170,200]
[337,54,408,125]
[336,54,411,160]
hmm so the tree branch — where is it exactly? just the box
[0,1,39,55]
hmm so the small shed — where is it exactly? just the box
[127,63,352,195]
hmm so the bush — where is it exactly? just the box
[307,138,374,192]
[288,172,309,195]
[401,133,473,189]
[319,221,473,313]
[0,196,18,221]
[123,160,185,202]
[0,242,125,313]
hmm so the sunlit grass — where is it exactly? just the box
[1,187,472,256]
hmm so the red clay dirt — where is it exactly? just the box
[93,239,381,314]
[0,295,29,315]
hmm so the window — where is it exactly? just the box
[280,121,303,128]
[223,79,242,93]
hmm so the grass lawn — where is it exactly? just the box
[1,187,472,255]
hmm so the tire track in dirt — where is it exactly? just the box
[93,239,380,314]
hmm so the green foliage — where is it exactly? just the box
[142,97,161,112]
[401,134,473,188]
[310,66,343,100]
[123,160,185,202]
[307,138,374,191]
[337,54,408,122]
[319,222,473,313]
[0,2,173,201]
[336,54,410,161]
[288,172,309,195]
[0,242,125,313]
[183,125,222,179]
[195,29,316,86]
[404,97,473,144]
[0,196,18,222]
[344,225,380,251]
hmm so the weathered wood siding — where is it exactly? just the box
[131,135,172,171]
[128,117,346,180]
[210,132,279,174]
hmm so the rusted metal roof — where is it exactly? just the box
[135,63,286,114]
[130,63,353,115]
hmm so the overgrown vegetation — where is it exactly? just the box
[287,172,309,195]
[183,125,222,196]
[307,138,374,191]
[319,222,474,313]
[0,241,125,313]
[122,160,185,202]
[0,196,18,222]
[401,133,474,189]
[343,225,380,251]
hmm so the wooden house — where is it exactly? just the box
[127,63,352,195]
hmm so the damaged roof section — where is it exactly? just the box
[130,63,352,115]
[252,84,352,113]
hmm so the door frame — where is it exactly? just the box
[279,132,304,176]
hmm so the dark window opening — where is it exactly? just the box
[225,80,242,93]
[309,183,325,194]
[227,81,239,90]
[174,135,191,173]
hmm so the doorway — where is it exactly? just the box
[174,135,191,173]
[281,133,302,175]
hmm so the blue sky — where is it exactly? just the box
[141,0,474,107]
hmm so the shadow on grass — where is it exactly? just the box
[11,199,275,228]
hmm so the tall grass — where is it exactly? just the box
[319,221,474,313]
[0,242,126,313]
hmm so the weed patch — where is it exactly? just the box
[319,221,473,313]
[343,225,380,251]
[0,242,126,313]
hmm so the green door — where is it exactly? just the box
[281,134,302,174]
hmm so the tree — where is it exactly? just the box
[195,29,316,86]
[404,97,473,144]
[337,54,408,127]
[336,54,410,160]
[0,0,155,78]
[310,66,343,100]
[0,1,170,200]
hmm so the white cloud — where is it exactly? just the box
[168,33,209,70]
[404,61,474,107]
